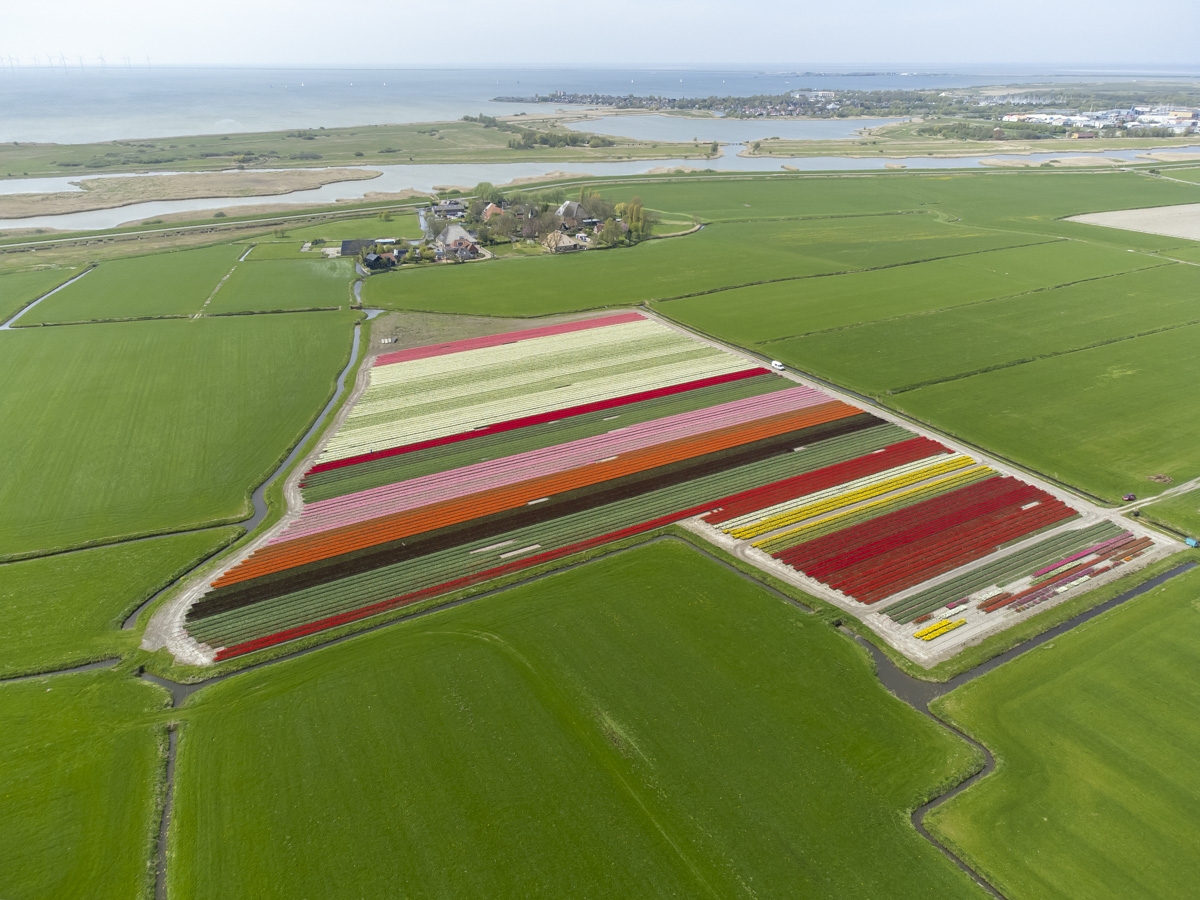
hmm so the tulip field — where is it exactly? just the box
[178,311,1118,661]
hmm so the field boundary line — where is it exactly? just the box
[888,316,1200,394]
[758,261,1178,344]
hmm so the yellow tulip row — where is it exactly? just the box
[728,453,977,540]
[915,618,966,641]
[751,464,992,552]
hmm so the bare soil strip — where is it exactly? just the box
[1068,202,1200,242]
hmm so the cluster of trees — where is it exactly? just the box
[442,183,655,248]
[507,130,615,150]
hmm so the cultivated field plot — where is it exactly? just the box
[0,312,354,556]
[928,567,1200,899]
[173,542,983,900]
[203,258,354,313]
[0,670,166,900]
[21,244,243,323]
[0,266,80,322]
[174,313,1160,665]
[657,238,1157,346]
[1069,202,1200,242]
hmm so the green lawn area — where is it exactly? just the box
[363,214,1036,317]
[0,312,354,556]
[928,564,1200,900]
[774,261,1200,394]
[205,259,354,313]
[172,542,982,899]
[0,669,167,900]
[894,323,1200,500]
[0,267,81,322]
[22,244,243,323]
[657,238,1153,346]
[0,528,238,677]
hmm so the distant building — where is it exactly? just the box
[435,224,480,258]
[483,202,505,221]
[542,231,585,253]
[555,200,590,229]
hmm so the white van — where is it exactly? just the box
[770,360,786,371]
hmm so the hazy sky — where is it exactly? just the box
[5,0,1199,68]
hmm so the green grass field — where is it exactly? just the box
[364,214,1035,316]
[0,528,238,677]
[0,267,82,322]
[172,542,982,899]
[598,169,1200,228]
[928,565,1200,900]
[1141,487,1200,538]
[0,312,354,556]
[204,259,354,313]
[0,669,166,900]
[657,239,1155,346]
[894,322,1200,500]
[773,261,1200,394]
[22,244,243,323]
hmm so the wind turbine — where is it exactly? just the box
[77,54,84,69]
[97,52,107,69]
[122,55,130,67]
[58,53,68,69]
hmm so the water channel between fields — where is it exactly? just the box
[3,142,1198,232]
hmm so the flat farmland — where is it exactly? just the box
[0,312,354,556]
[775,261,1200,394]
[0,670,166,900]
[0,528,237,676]
[657,238,1153,346]
[928,567,1200,900]
[894,323,1200,500]
[0,267,81,322]
[22,244,243,323]
[1142,486,1200,538]
[204,259,354,313]
[601,170,1200,230]
[363,215,1036,317]
[172,542,982,900]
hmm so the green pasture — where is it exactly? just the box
[22,244,242,323]
[172,542,981,899]
[929,566,1200,900]
[244,242,314,260]
[1157,166,1200,183]
[775,261,1200,394]
[364,214,1031,316]
[895,322,1200,500]
[1161,244,1200,264]
[1142,487,1200,539]
[0,311,354,556]
[0,670,166,900]
[0,267,81,322]
[205,259,354,313]
[658,238,1152,346]
[0,528,238,677]
[600,169,1199,229]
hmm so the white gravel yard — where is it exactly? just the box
[1068,202,1200,242]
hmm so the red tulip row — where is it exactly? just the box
[776,476,1024,572]
[701,436,948,526]
[373,311,645,366]
[771,476,1077,603]
[840,500,1076,604]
